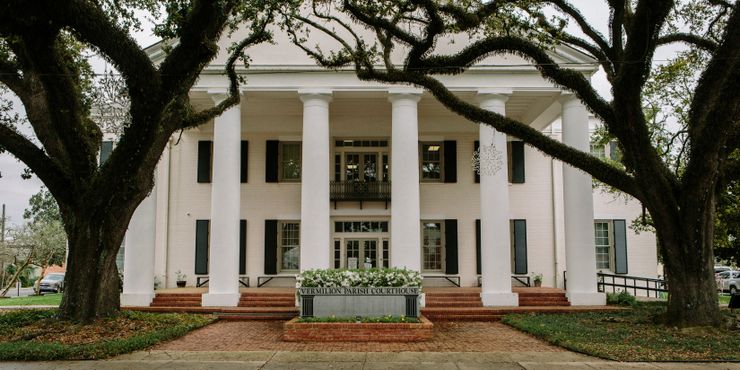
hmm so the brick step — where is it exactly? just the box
[518,295,567,300]
[426,299,481,304]
[238,302,296,307]
[154,293,202,298]
[151,298,202,302]
[518,301,571,307]
[426,296,481,301]
[518,299,570,304]
[423,314,502,322]
[240,294,295,298]
[425,293,480,298]
[518,300,570,305]
[424,302,482,308]
[153,296,202,300]
[239,297,294,302]
[517,292,567,298]
[151,299,202,305]
[150,302,202,307]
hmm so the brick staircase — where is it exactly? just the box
[517,290,571,307]
[238,292,295,307]
[422,290,502,321]
[422,288,572,321]
[150,293,202,307]
[223,291,298,320]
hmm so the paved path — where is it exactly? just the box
[2,351,739,369]
[154,321,565,352]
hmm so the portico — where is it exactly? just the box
[121,86,606,308]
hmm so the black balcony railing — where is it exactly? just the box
[330,181,391,208]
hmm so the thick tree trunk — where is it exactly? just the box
[58,215,129,322]
[655,196,723,327]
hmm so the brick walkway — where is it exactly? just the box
[155,320,565,352]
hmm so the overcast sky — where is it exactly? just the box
[0,1,682,227]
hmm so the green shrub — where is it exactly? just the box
[606,290,637,306]
[297,268,422,288]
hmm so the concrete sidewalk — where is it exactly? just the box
[1,351,738,369]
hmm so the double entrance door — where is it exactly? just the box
[345,239,378,269]
[334,238,389,269]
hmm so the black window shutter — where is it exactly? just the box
[474,141,480,183]
[265,140,279,183]
[444,219,459,274]
[241,141,248,183]
[197,141,212,183]
[264,220,278,274]
[239,220,247,275]
[100,140,113,165]
[512,220,528,274]
[443,141,457,183]
[475,219,481,275]
[510,141,525,183]
[613,220,628,274]
[194,220,209,275]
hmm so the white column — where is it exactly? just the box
[299,89,332,270]
[121,185,157,306]
[560,94,605,305]
[388,88,422,271]
[478,90,518,306]
[202,91,241,307]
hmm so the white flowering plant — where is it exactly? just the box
[296,268,422,288]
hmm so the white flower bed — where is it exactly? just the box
[297,268,422,288]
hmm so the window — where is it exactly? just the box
[334,221,389,233]
[280,142,301,181]
[594,221,612,270]
[420,143,443,181]
[279,222,300,271]
[590,143,606,159]
[422,222,444,271]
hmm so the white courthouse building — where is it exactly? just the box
[118,27,658,308]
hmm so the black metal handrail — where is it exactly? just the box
[597,272,667,298]
[330,181,391,201]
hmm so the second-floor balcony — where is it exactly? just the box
[330,181,391,208]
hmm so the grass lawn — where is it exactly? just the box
[719,294,731,305]
[0,293,62,306]
[0,309,215,360]
[503,302,739,361]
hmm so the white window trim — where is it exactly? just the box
[420,220,445,272]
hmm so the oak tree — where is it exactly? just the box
[284,0,739,326]
[0,0,276,321]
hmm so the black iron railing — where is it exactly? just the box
[597,272,667,298]
[330,181,391,207]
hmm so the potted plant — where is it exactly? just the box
[532,273,543,287]
[175,270,187,288]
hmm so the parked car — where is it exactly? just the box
[715,265,732,275]
[717,270,739,294]
[39,273,65,293]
